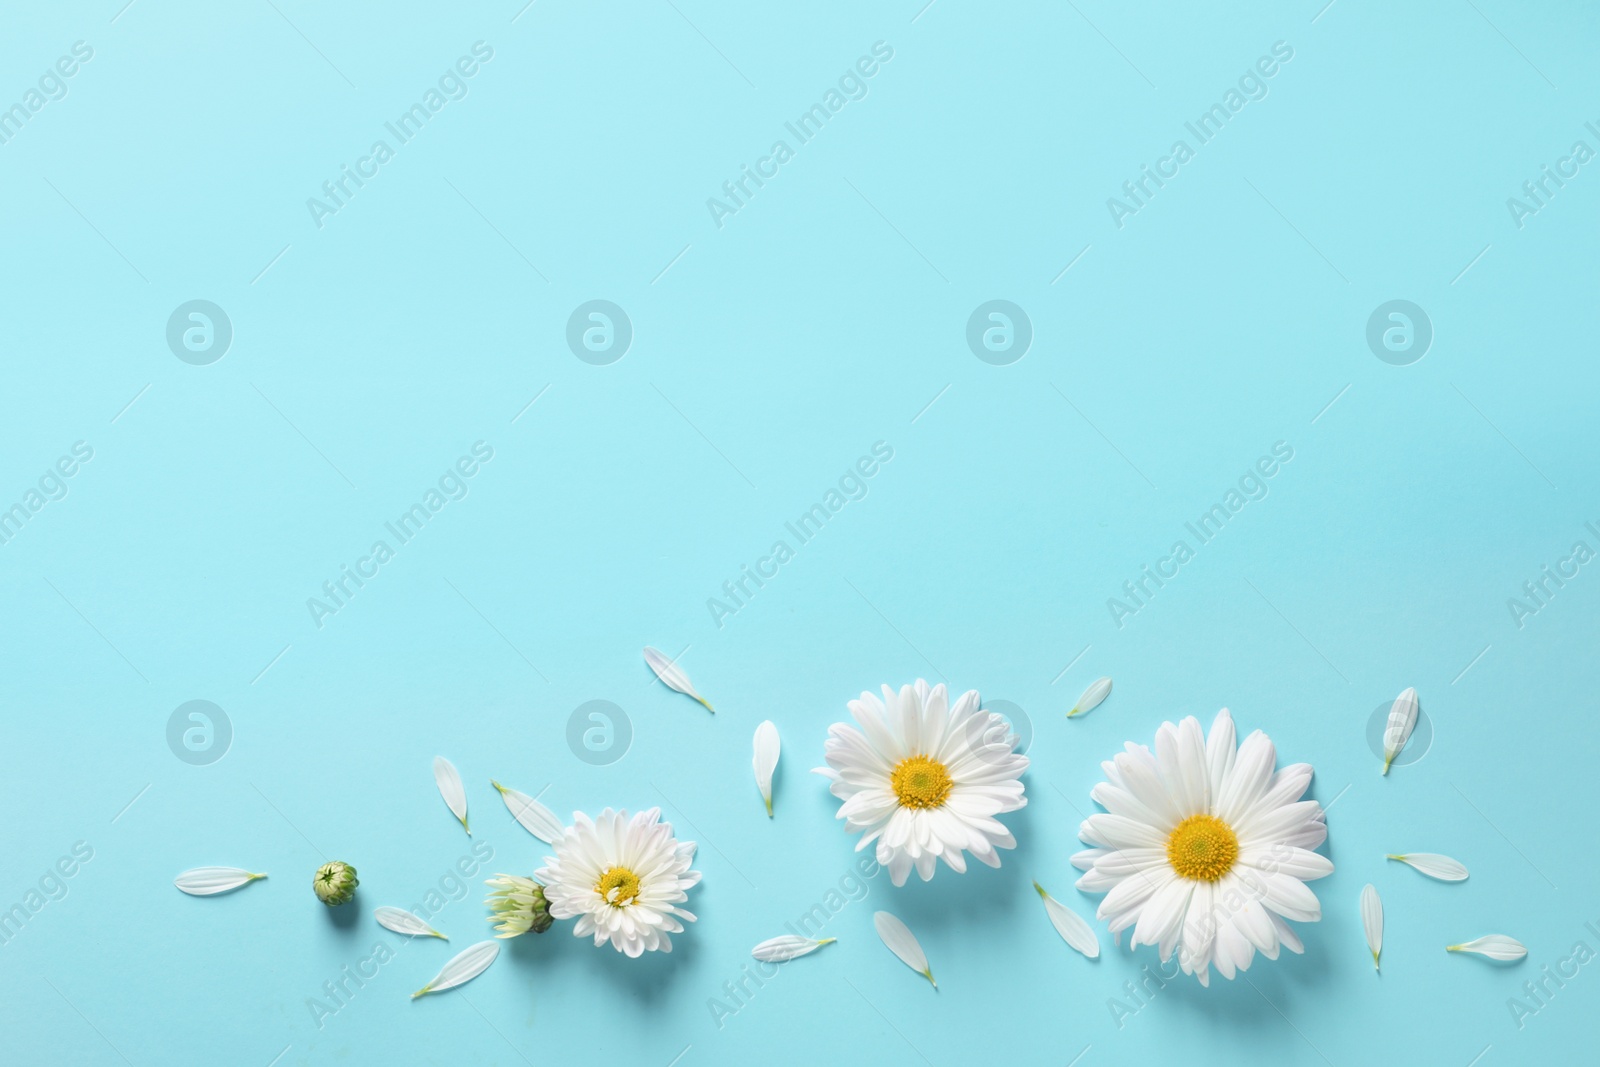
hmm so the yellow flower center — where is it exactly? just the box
[1165,814,1239,882]
[891,755,953,809]
[595,866,641,907]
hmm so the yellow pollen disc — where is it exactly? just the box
[891,755,953,810]
[595,866,641,907]
[1165,814,1239,882]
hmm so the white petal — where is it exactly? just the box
[174,867,266,896]
[1448,935,1526,961]
[490,780,563,843]
[1388,852,1468,882]
[644,646,713,712]
[1068,677,1112,718]
[873,911,935,988]
[752,720,780,816]
[1205,708,1236,800]
[433,756,470,835]
[751,935,834,962]
[412,940,500,997]
[1035,882,1099,958]
[375,906,447,940]
[1382,687,1418,775]
[1360,884,1382,971]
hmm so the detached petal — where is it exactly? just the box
[1360,884,1382,971]
[1448,935,1526,961]
[174,867,266,896]
[1068,677,1112,718]
[1387,852,1468,882]
[751,935,834,962]
[752,720,780,816]
[1382,687,1418,775]
[644,646,714,712]
[1034,882,1099,958]
[873,911,935,988]
[433,756,470,835]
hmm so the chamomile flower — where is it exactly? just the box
[535,808,700,957]
[815,681,1028,886]
[1073,709,1332,986]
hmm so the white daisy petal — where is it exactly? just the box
[376,906,447,940]
[174,867,266,896]
[753,720,780,816]
[1387,852,1468,882]
[1448,935,1526,961]
[1361,884,1382,971]
[873,911,936,988]
[433,756,470,836]
[1205,708,1236,799]
[1035,882,1099,958]
[412,940,499,997]
[751,935,834,962]
[643,645,714,712]
[490,780,563,843]
[1382,686,1418,775]
[1068,676,1112,718]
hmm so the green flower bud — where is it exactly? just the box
[484,875,553,937]
[314,861,359,906]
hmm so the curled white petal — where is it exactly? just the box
[174,867,266,896]
[753,720,780,816]
[434,756,469,835]
[1382,687,1418,775]
[1360,884,1382,971]
[1448,935,1526,961]
[1035,882,1099,958]
[751,935,834,962]
[1069,677,1112,718]
[490,780,563,844]
[1387,852,1468,882]
[874,911,935,988]
[412,940,499,997]
[644,646,713,712]
[376,906,447,940]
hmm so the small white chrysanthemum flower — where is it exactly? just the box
[1073,709,1332,986]
[535,808,700,957]
[484,875,553,938]
[815,680,1028,886]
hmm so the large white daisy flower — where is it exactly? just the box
[815,680,1028,886]
[534,808,700,957]
[1073,709,1331,985]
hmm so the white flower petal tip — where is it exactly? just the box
[751,935,835,962]
[1035,882,1099,959]
[376,906,448,940]
[1381,687,1418,775]
[411,940,500,998]
[174,867,267,896]
[1447,935,1527,962]
[1360,884,1383,972]
[752,720,780,816]
[1386,852,1468,882]
[1068,677,1112,718]
[433,756,469,835]
[644,646,713,712]
[874,911,936,989]
[490,780,563,844]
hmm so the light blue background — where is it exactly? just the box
[2,1,1596,1064]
